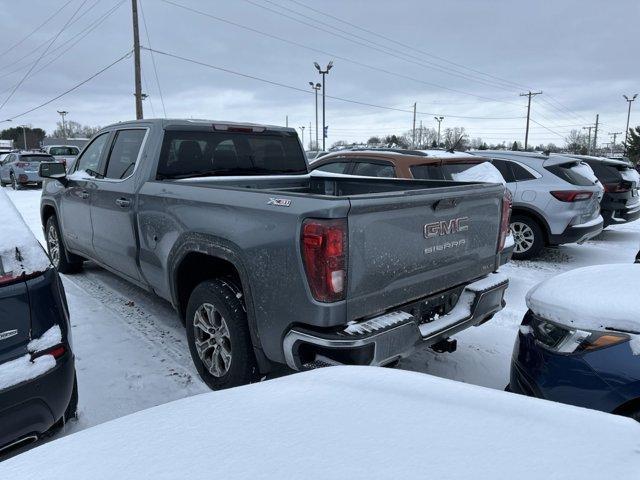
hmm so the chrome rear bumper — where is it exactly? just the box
[283,273,508,370]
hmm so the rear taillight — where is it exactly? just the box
[15,162,28,168]
[603,182,630,193]
[498,189,512,252]
[31,344,66,361]
[550,191,593,202]
[301,218,347,302]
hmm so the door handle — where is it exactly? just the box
[80,190,89,199]
[115,197,131,208]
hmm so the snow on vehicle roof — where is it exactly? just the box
[2,366,638,479]
[451,161,505,185]
[526,264,640,336]
[419,149,477,158]
[0,189,50,277]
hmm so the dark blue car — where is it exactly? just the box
[0,190,77,456]
[510,264,640,419]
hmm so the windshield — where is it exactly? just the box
[49,146,79,156]
[157,130,308,179]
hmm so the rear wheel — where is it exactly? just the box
[10,173,21,190]
[45,215,83,273]
[186,279,258,390]
[510,215,544,260]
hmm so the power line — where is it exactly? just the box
[0,0,92,112]
[1,50,132,122]
[142,46,525,120]
[284,0,532,92]
[139,0,167,117]
[0,0,75,59]
[529,118,566,139]
[256,0,522,94]
[0,0,127,96]
[160,0,525,108]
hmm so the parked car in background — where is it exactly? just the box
[305,150,327,160]
[0,152,57,190]
[469,151,604,259]
[42,145,81,173]
[560,155,640,227]
[0,189,77,456]
[39,119,511,390]
[510,264,640,420]
[2,366,638,479]
[308,148,514,263]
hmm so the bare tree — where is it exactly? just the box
[565,129,589,154]
[52,120,101,138]
[443,127,468,151]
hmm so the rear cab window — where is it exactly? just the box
[17,155,54,163]
[157,129,308,178]
[49,146,79,156]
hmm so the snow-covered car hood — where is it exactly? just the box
[1,366,638,479]
[526,264,640,334]
[0,189,50,278]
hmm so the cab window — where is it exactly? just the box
[75,133,110,173]
[104,130,147,179]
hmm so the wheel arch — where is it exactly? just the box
[511,205,551,244]
[168,234,271,373]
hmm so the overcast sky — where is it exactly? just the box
[0,0,638,148]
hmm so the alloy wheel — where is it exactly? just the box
[193,302,232,377]
[511,222,535,254]
[47,224,60,268]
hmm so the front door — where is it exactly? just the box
[59,132,111,256]
[91,128,148,282]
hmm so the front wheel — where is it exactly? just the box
[186,279,258,390]
[510,215,544,260]
[45,215,83,273]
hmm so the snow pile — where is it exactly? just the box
[452,161,505,185]
[0,326,61,390]
[0,188,50,277]
[526,264,640,347]
[571,162,600,185]
[2,366,638,479]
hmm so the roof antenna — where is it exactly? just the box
[448,134,464,153]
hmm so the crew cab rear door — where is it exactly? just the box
[346,183,504,320]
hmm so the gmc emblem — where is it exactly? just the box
[424,217,469,238]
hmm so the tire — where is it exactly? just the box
[510,214,544,260]
[45,215,83,274]
[186,279,258,390]
[11,173,22,190]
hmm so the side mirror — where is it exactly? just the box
[39,162,67,184]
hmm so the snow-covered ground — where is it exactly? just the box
[3,187,640,442]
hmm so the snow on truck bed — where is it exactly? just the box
[2,367,638,479]
[0,188,49,277]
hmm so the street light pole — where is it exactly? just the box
[299,126,305,148]
[314,61,333,151]
[309,82,321,151]
[20,125,27,150]
[434,116,444,147]
[57,110,68,139]
[623,94,638,152]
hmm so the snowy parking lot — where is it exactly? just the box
[5,187,640,438]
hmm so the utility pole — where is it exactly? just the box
[593,114,599,155]
[434,116,444,147]
[309,82,321,150]
[623,94,638,151]
[314,61,333,151]
[299,126,305,147]
[411,103,417,148]
[285,115,288,127]
[131,0,143,120]
[609,132,622,155]
[583,126,593,155]
[419,120,423,148]
[56,110,68,138]
[19,125,27,150]
[519,91,543,151]
[309,122,312,149]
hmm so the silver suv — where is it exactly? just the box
[470,151,604,259]
[0,151,56,190]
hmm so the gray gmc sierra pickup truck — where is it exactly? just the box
[39,119,510,390]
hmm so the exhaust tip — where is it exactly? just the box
[0,434,39,456]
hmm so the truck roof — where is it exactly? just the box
[102,118,297,134]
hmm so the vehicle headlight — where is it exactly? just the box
[528,315,629,354]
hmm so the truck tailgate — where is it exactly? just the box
[346,184,504,320]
